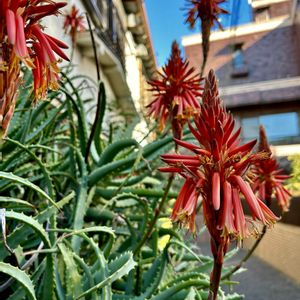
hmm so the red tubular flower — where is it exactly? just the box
[184,0,228,75]
[160,70,278,241]
[147,41,202,139]
[0,48,20,138]
[0,0,69,137]
[160,70,279,299]
[252,126,292,212]
[63,5,86,44]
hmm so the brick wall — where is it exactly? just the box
[269,1,293,18]
[253,0,293,20]
[183,2,300,144]
[184,24,300,87]
[295,3,300,47]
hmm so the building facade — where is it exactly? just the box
[183,1,300,283]
[45,0,156,129]
[182,0,300,156]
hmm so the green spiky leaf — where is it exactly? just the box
[0,262,37,300]
[77,252,137,299]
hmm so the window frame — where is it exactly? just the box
[230,42,249,78]
[254,6,271,22]
[239,111,300,145]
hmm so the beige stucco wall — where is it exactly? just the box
[243,222,300,284]
[44,0,152,140]
[44,0,116,101]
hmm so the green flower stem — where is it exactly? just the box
[133,175,174,256]
[208,241,225,300]
[84,14,101,163]
[85,14,100,82]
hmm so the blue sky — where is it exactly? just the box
[145,0,253,66]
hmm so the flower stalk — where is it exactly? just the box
[84,14,102,164]
[209,239,227,300]
[159,70,279,299]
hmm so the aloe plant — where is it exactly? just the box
[0,68,243,300]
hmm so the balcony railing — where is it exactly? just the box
[84,0,126,71]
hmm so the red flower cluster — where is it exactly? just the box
[147,41,202,139]
[252,126,291,212]
[185,0,227,29]
[160,70,278,242]
[63,5,85,44]
[184,0,228,74]
[0,0,69,137]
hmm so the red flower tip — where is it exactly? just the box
[56,2,68,9]
[147,40,203,139]
[160,70,278,241]
[258,125,271,153]
[252,125,292,212]
[184,0,228,29]
[184,0,229,74]
[63,5,86,44]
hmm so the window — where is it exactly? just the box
[233,44,245,69]
[241,112,300,144]
[231,43,248,78]
[254,7,270,22]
